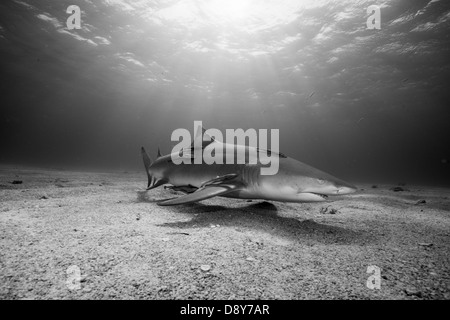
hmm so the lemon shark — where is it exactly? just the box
[142,130,356,206]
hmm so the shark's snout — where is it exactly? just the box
[334,180,357,195]
[334,185,357,195]
[302,177,357,197]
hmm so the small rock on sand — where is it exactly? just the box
[418,243,433,247]
[200,265,211,272]
[320,206,338,214]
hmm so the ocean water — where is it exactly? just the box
[1,0,449,186]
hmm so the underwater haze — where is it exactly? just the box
[1,0,449,186]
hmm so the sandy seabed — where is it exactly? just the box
[0,165,449,300]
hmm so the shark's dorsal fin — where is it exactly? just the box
[190,126,204,148]
[190,126,216,149]
[191,128,215,149]
[157,147,162,158]
[203,128,217,143]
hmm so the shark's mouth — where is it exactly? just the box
[297,192,329,201]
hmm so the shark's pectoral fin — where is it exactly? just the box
[164,184,198,194]
[157,186,232,206]
[200,173,238,188]
[158,174,243,206]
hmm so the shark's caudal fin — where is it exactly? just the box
[141,147,153,189]
[141,146,167,190]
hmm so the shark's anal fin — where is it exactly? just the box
[157,174,243,206]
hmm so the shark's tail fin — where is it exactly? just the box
[141,147,153,189]
[141,146,166,190]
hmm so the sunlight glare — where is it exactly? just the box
[203,0,253,21]
[156,0,320,31]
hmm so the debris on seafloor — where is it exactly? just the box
[415,199,426,205]
[320,206,339,214]
[390,186,409,192]
[10,180,23,184]
[418,243,433,247]
[371,185,378,188]
[404,288,422,297]
[167,232,190,236]
[40,195,49,200]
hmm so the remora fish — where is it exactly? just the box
[142,131,356,206]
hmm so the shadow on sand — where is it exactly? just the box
[136,190,165,203]
[136,191,375,245]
